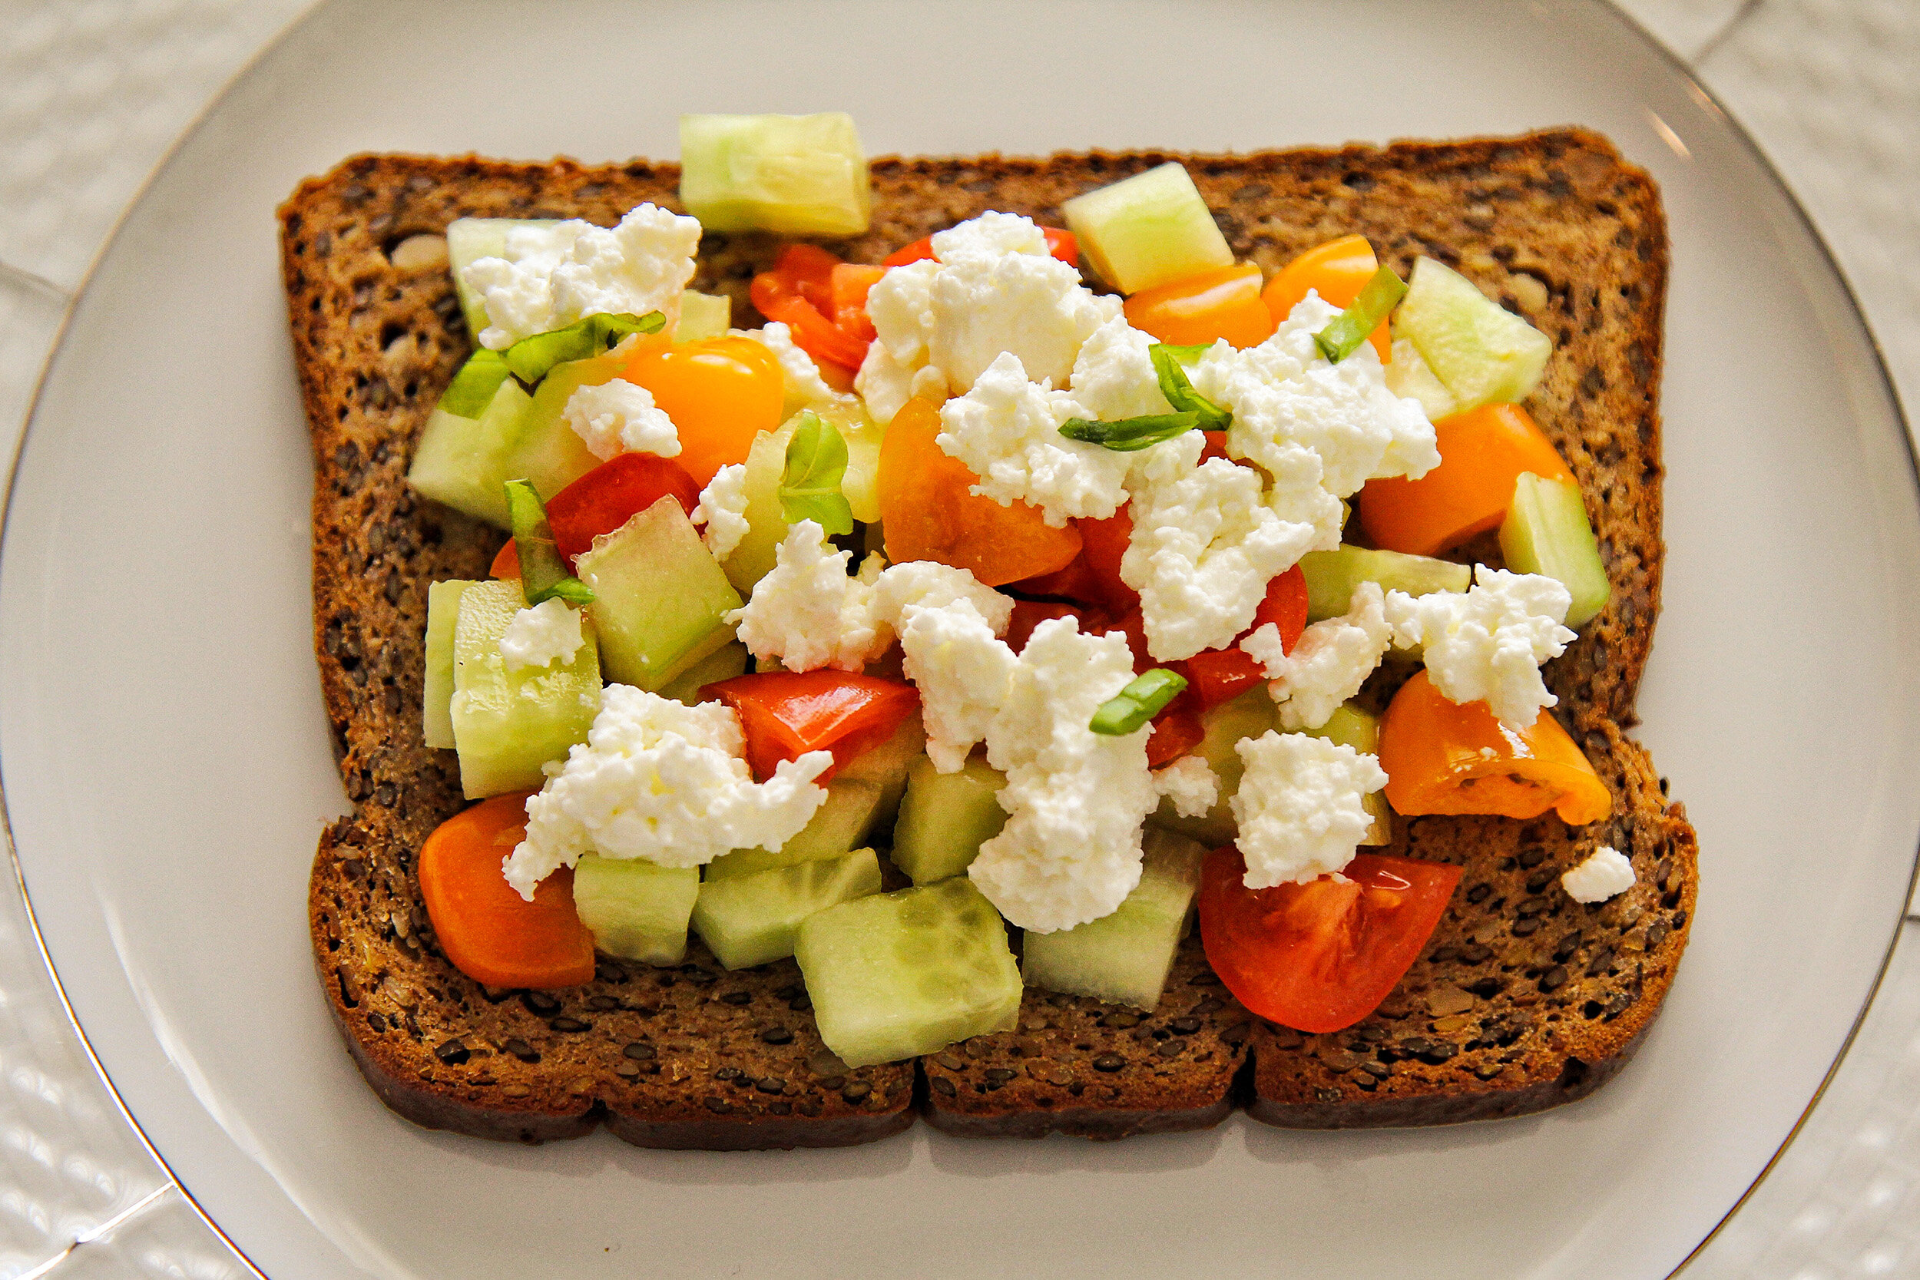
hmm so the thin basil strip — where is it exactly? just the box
[503,478,595,606]
[1059,411,1201,452]
[439,348,513,418]
[1148,344,1231,431]
[778,411,855,536]
[1089,668,1189,736]
[1312,265,1409,364]
[503,310,666,384]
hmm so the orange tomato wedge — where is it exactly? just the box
[417,792,596,990]
[620,336,785,488]
[489,539,519,579]
[1356,403,1575,556]
[1123,263,1276,349]
[877,397,1082,585]
[1378,669,1611,826]
[1262,234,1391,362]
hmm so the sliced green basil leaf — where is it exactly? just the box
[1312,264,1409,364]
[503,478,595,605]
[778,411,855,536]
[1148,344,1231,431]
[1089,668,1189,736]
[1155,343,1212,368]
[502,310,666,384]
[1058,411,1201,452]
[439,348,513,418]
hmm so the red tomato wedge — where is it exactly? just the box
[1199,848,1462,1033]
[1146,691,1205,769]
[543,453,701,567]
[704,671,921,783]
[882,226,1079,269]
[750,245,872,370]
[1179,566,1310,707]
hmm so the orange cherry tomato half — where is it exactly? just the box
[1124,263,1277,349]
[1199,846,1461,1033]
[829,263,886,344]
[1378,669,1612,826]
[545,452,701,566]
[704,671,921,784]
[1356,403,1576,557]
[750,245,873,370]
[417,792,596,990]
[1262,234,1392,362]
[882,226,1079,269]
[620,337,785,489]
[877,397,1082,586]
[490,538,520,580]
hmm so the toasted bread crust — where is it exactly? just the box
[285,130,1690,1148]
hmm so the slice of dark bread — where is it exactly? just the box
[283,128,1690,1149]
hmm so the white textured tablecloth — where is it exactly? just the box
[0,2,1915,1275]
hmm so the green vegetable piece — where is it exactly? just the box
[572,855,701,966]
[674,289,733,342]
[503,311,665,384]
[891,753,1009,885]
[1090,668,1189,736]
[422,579,476,750]
[1298,545,1472,621]
[1060,162,1234,294]
[693,849,884,971]
[575,496,743,691]
[446,217,558,335]
[408,378,534,528]
[679,113,872,237]
[503,479,594,606]
[1057,411,1200,452]
[439,348,514,419]
[1396,256,1552,411]
[1149,344,1231,431]
[449,579,601,799]
[655,639,750,706]
[1313,265,1409,364]
[778,411,855,535]
[1500,473,1611,627]
[1021,829,1208,1010]
[706,776,886,881]
[1300,701,1391,845]
[1148,686,1276,846]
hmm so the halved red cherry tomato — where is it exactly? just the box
[1199,847,1462,1033]
[750,245,872,370]
[1178,565,1311,707]
[881,226,1079,269]
[1076,508,1137,613]
[542,453,701,567]
[490,538,520,580]
[1005,600,1107,654]
[704,671,921,784]
[1146,690,1205,769]
[620,338,785,488]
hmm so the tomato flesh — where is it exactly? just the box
[544,453,701,567]
[620,338,785,488]
[750,244,873,370]
[1198,848,1462,1033]
[704,671,920,783]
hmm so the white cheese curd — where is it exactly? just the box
[560,378,680,461]
[1120,431,1322,660]
[727,520,889,673]
[1384,566,1575,728]
[929,210,1051,261]
[505,685,831,897]
[897,598,1019,773]
[1230,731,1389,889]
[969,618,1158,932]
[872,559,1014,636]
[462,204,702,350]
[733,321,850,416]
[691,463,751,561]
[497,598,586,670]
[1247,581,1394,731]
[1561,845,1636,904]
[1153,755,1220,819]
[936,352,1134,525]
[852,338,922,425]
[1068,315,1176,421]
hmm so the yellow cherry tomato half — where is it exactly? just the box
[1262,234,1392,362]
[620,335,785,488]
[1123,263,1276,349]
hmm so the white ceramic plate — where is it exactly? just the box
[4,1,1917,1276]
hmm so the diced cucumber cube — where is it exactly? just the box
[1301,703,1389,845]
[1148,687,1276,847]
[408,379,534,528]
[576,497,742,691]
[572,854,700,966]
[1021,829,1208,1010]
[1060,162,1233,295]
[679,113,871,238]
[655,639,749,706]
[1384,336,1459,421]
[422,579,476,749]
[450,579,601,798]
[1299,545,1472,622]
[1500,473,1611,628]
[513,350,623,493]
[705,776,886,881]
[891,753,1007,885]
[675,289,734,342]
[721,418,797,593]
[839,711,924,829]
[694,848,883,970]
[1396,257,1553,412]
[795,877,1021,1068]
[446,217,559,335]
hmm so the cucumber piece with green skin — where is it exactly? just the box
[839,710,924,829]
[891,753,1008,885]
[705,776,885,881]
[1300,703,1391,845]
[450,579,601,798]
[1396,257,1553,412]
[511,350,621,494]
[1020,829,1208,1010]
[1299,545,1472,622]
[679,113,871,238]
[575,497,741,691]
[422,579,476,749]
[1500,473,1611,627]
[655,639,749,706]
[795,877,1022,1068]
[1060,162,1234,295]
[1148,686,1276,847]
[446,217,557,336]
[408,379,533,528]
[572,854,700,966]
[693,848,883,970]
[721,418,797,593]
[674,289,734,342]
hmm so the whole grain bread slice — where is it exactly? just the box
[284,129,1687,1148]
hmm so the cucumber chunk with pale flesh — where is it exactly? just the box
[705,775,886,881]
[408,379,533,528]
[891,753,1007,885]
[446,217,558,335]
[838,710,923,828]
[1299,545,1471,622]
[572,854,700,966]
[450,579,601,798]
[694,848,882,970]
[576,497,741,691]
[1396,257,1552,412]
[1021,829,1208,1010]
[1148,686,1276,847]
[1061,162,1233,295]
[1301,703,1390,845]
[721,418,797,593]
[795,877,1021,1068]
[1500,473,1611,628]
[679,113,871,238]
[674,289,734,342]
[423,579,476,749]
[655,639,749,706]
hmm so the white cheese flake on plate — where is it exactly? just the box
[1230,730,1388,889]
[1384,566,1575,728]
[496,597,586,671]
[1561,845,1636,904]
[1247,580,1394,731]
[560,378,680,461]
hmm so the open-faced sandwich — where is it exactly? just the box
[282,115,1696,1148]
